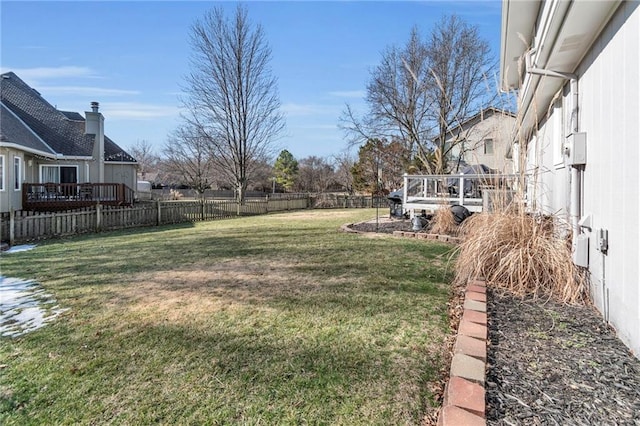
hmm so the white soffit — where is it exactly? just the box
[545,0,623,72]
[500,0,540,90]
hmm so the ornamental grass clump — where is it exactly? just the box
[455,209,589,304]
[429,206,458,236]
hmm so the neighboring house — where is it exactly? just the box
[501,1,639,357]
[442,107,516,174]
[0,72,137,212]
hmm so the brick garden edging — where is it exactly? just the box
[392,230,462,244]
[438,278,488,426]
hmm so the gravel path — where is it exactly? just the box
[486,290,640,425]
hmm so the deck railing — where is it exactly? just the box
[402,173,521,213]
[22,183,134,211]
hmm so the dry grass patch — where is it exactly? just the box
[455,210,588,304]
[113,259,349,321]
[429,206,458,236]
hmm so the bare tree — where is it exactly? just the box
[341,27,430,166]
[332,151,356,194]
[426,15,495,174]
[163,124,216,196]
[296,156,335,193]
[181,5,284,203]
[341,15,494,174]
[128,139,158,181]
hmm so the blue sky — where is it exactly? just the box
[1,0,502,160]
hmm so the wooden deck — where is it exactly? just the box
[22,183,134,212]
[402,173,520,215]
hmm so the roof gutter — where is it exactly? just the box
[0,142,57,159]
[0,145,93,162]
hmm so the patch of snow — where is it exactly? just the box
[3,244,37,254]
[0,276,68,337]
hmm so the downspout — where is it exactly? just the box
[525,50,581,241]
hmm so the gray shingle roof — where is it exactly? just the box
[0,103,55,155]
[0,72,136,163]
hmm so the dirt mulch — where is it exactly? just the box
[349,218,417,234]
[486,289,640,425]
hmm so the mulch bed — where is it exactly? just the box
[486,289,640,425]
[348,218,415,234]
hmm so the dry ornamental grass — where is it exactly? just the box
[454,209,588,304]
[429,207,458,237]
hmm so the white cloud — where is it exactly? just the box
[99,102,182,119]
[328,90,366,99]
[39,86,140,97]
[1,66,95,82]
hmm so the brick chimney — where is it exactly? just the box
[85,101,105,183]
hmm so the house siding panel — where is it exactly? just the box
[528,115,570,221]
[577,1,640,356]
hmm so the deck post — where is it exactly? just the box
[459,173,465,206]
[403,174,408,208]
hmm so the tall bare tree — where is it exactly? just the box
[341,15,494,174]
[163,124,216,196]
[341,27,430,167]
[181,5,284,203]
[426,15,494,174]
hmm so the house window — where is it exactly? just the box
[41,165,78,184]
[553,99,565,168]
[0,155,4,191]
[14,157,22,190]
[483,139,494,155]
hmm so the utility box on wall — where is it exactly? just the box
[565,132,587,166]
[573,233,589,267]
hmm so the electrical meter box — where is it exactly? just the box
[573,233,589,268]
[566,132,587,166]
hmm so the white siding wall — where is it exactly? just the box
[576,1,640,356]
[104,163,137,190]
[527,111,570,223]
[447,113,515,174]
[526,1,639,356]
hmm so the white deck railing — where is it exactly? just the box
[402,173,521,214]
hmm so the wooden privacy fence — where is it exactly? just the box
[1,197,311,245]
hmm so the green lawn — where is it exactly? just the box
[0,209,453,425]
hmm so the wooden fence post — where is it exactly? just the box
[9,208,15,247]
[95,203,102,232]
[156,200,162,225]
